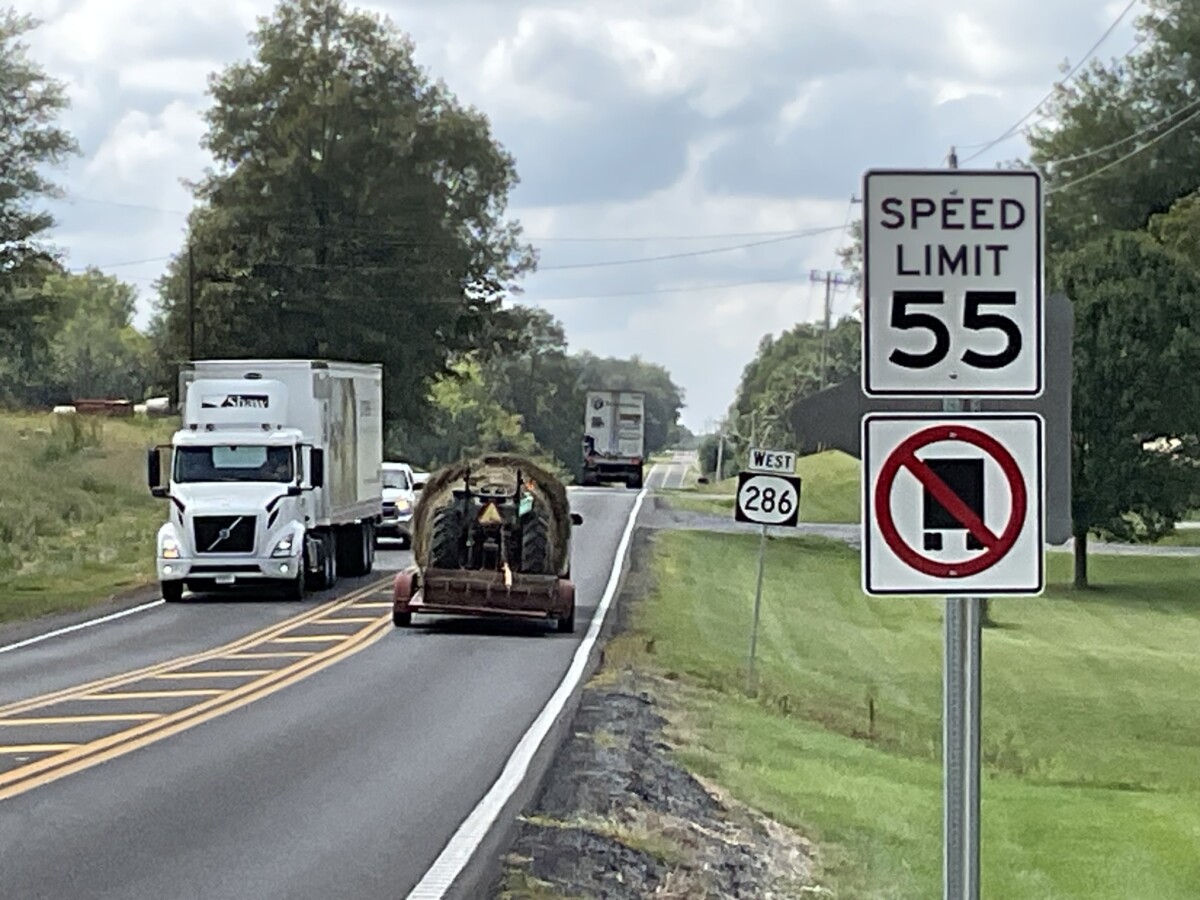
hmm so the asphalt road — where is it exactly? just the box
[0,486,641,900]
[646,450,696,490]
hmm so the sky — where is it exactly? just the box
[15,0,1141,432]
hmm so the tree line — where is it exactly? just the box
[718,1,1200,585]
[0,1,685,478]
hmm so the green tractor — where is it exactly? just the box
[393,454,581,633]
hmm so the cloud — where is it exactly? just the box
[11,0,1141,429]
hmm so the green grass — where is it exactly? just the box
[677,450,861,523]
[0,412,178,623]
[1156,527,1200,547]
[612,529,1200,898]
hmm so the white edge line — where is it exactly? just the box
[0,599,165,656]
[405,487,649,900]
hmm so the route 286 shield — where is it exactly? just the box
[862,412,1044,596]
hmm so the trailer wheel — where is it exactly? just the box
[430,506,464,569]
[392,570,414,627]
[556,581,576,633]
[520,510,551,574]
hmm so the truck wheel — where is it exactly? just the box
[283,566,305,601]
[521,510,551,574]
[337,524,369,578]
[430,506,464,569]
[162,581,184,603]
[319,534,338,589]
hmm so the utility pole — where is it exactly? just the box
[187,241,196,360]
[809,268,859,390]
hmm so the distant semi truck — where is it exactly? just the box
[580,389,645,488]
[147,359,384,602]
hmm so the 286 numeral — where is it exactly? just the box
[888,290,1022,370]
[744,486,794,515]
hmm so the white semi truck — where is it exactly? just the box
[580,389,646,488]
[147,359,384,602]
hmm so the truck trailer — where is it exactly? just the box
[147,359,384,601]
[392,453,582,632]
[581,389,645,488]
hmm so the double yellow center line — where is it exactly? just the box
[0,578,394,802]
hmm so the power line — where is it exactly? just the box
[536,228,844,271]
[960,0,1140,164]
[1048,103,1200,194]
[1043,94,1200,166]
[74,225,843,277]
[49,192,841,244]
[532,275,806,301]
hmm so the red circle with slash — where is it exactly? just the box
[874,424,1026,578]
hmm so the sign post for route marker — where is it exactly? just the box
[735,451,801,693]
[860,160,1048,900]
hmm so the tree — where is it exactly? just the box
[150,0,535,427]
[727,316,860,455]
[0,8,78,392]
[1026,2,1200,256]
[480,305,585,473]
[1054,229,1200,587]
[42,270,153,400]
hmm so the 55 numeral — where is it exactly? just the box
[887,290,1022,370]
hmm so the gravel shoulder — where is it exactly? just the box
[491,499,826,899]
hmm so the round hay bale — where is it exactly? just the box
[412,453,573,574]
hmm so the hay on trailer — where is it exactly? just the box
[411,453,573,573]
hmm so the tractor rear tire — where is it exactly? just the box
[429,506,464,569]
[521,509,552,574]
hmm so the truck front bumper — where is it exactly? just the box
[157,556,300,586]
[378,513,413,538]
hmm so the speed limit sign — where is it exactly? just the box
[735,472,801,527]
[862,168,1044,397]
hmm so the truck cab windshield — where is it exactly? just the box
[383,470,411,490]
[174,445,295,484]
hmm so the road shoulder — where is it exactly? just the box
[0,582,162,650]
[490,519,823,899]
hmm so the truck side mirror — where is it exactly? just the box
[287,484,303,496]
[310,449,325,488]
[571,512,583,525]
[147,447,168,498]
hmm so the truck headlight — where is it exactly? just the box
[397,499,412,513]
[272,535,298,557]
[160,536,180,559]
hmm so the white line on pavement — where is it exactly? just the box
[0,599,165,656]
[404,487,648,900]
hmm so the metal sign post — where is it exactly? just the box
[735,450,802,695]
[747,521,768,694]
[860,153,1048,900]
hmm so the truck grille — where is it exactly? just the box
[193,516,257,554]
[382,502,397,516]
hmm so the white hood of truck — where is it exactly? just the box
[173,481,296,514]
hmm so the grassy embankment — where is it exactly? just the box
[665,449,860,523]
[606,523,1200,898]
[0,412,177,624]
